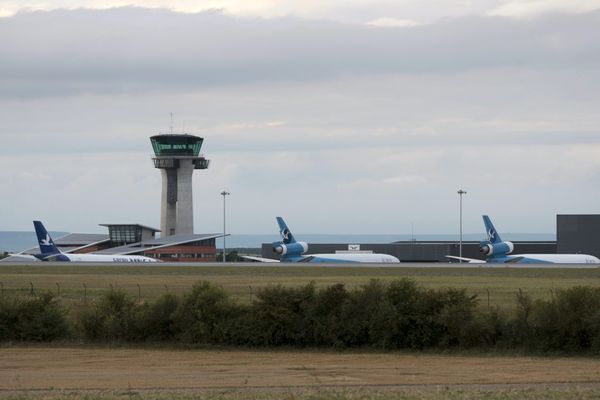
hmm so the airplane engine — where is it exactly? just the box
[480,241,514,256]
[273,241,308,256]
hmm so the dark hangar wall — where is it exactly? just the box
[557,214,600,258]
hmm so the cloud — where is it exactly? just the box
[2,1,599,22]
[366,17,422,27]
[1,8,600,99]
[1,7,600,234]
[489,0,600,18]
[383,175,428,184]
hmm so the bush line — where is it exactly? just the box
[2,279,600,353]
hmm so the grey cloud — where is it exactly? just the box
[1,7,600,98]
[1,7,600,234]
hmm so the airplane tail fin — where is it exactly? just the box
[482,215,502,244]
[33,221,62,256]
[276,217,296,244]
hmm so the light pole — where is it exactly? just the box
[221,191,230,262]
[457,189,467,263]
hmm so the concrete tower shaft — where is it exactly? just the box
[151,134,209,237]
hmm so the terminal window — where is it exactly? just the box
[109,225,142,244]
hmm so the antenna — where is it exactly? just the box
[169,112,174,134]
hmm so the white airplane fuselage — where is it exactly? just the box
[296,253,400,263]
[489,253,600,264]
[61,253,160,263]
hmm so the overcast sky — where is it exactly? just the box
[1,1,600,236]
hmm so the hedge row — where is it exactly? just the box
[2,279,600,352]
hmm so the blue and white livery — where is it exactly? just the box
[447,216,600,265]
[244,217,400,264]
[33,221,160,263]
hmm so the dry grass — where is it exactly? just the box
[3,388,600,400]
[2,347,600,392]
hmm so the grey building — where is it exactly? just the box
[557,214,600,258]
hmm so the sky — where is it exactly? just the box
[1,0,600,236]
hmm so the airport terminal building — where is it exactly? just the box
[20,223,224,262]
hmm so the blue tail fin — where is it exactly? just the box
[33,221,61,255]
[276,217,296,244]
[482,215,502,244]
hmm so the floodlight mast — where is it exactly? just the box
[221,191,230,262]
[457,189,467,262]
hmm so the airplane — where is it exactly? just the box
[447,215,600,264]
[33,221,160,263]
[243,217,400,263]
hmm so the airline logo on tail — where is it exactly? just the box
[40,234,52,246]
[276,216,296,244]
[487,228,496,242]
[482,215,502,244]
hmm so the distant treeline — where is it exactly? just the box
[1,279,600,353]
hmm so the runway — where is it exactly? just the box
[2,260,600,268]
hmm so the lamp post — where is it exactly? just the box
[221,191,230,262]
[457,189,467,263]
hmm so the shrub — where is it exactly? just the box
[174,281,241,344]
[6,278,600,354]
[310,283,350,346]
[143,293,180,341]
[335,279,391,347]
[78,289,144,342]
[0,292,68,341]
[436,288,479,347]
[467,307,506,347]
[530,286,600,352]
[250,282,316,346]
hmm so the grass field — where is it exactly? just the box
[2,347,600,399]
[2,265,600,399]
[1,263,600,310]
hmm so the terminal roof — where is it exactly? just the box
[93,233,227,255]
[21,233,110,255]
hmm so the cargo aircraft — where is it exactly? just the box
[243,217,400,263]
[33,221,160,263]
[447,215,600,264]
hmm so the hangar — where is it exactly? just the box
[260,214,600,262]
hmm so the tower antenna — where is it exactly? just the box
[169,112,174,134]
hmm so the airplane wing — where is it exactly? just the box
[445,255,486,264]
[41,253,67,261]
[505,256,525,264]
[0,254,41,262]
[240,256,280,263]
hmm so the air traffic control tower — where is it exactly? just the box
[151,134,210,236]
